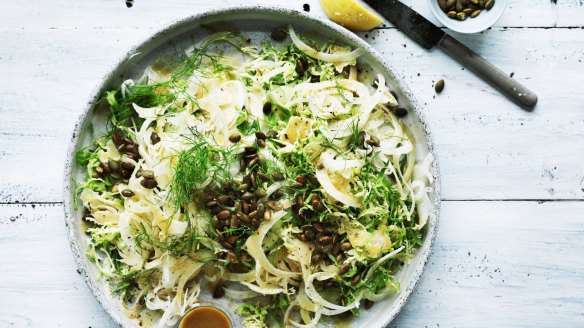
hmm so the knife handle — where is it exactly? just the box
[437,34,538,110]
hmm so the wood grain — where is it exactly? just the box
[1,202,582,327]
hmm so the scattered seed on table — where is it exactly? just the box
[435,79,445,93]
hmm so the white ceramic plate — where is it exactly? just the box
[63,6,440,328]
[428,0,507,33]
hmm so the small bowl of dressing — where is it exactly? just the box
[179,305,232,328]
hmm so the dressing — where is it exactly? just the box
[179,307,231,328]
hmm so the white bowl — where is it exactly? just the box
[428,0,507,33]
[63,6,441,328]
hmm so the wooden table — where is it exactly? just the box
[1,0,583,326]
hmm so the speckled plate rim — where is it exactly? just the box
[63,6,441,328]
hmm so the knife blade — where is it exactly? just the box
[363,0,538,110]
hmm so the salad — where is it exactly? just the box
[75,27,434,327]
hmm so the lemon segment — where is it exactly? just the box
[320,0,384,32]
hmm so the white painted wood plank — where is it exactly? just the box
[1,201,582,327]
[0,204,115,327]
[395,200,584,327]
[0,0,583,29]
[1,28,583,202]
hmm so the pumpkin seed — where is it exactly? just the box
[255,131,266,140]
[140,170,155,179]
[121,189,134,197]
[217,210,230,220]
[239,183,249,191]
[463,8,474,15]
[247,157,258,169]
[271,172,285,181]
[447,10,457,18]
[455,0,463,12]
[217,195,231,204]
[289,182,304,189]
[255,172,268,182]
[213,285,225,299]
[140,178,158,189]
[295,195,304,208]
[331,244,341,256]
[456,12,467,20]
[445,0,456,8]
[222,242,233,249]
[295,59,305,75]
[365,300,374,309]
[214,228,223,237]
[485,0,494,9]
[439,0,448,11]
[392,107,408,117]
[340,242,353,251]
[295,175,307,185]
[306,174,320,186]
[338,263,351,276]
[101,162,111,174]
[267,200,283,211]
[229,134,241,143]
[471,9,481,17]
[311,252,323,264]
[435,79,445,93]
[95,165,104,174]
[112,130,124,145]
[272,189,285,199]
[207,201,218,208]
[230,215,238,228]
[150,132,160,145]
[389,90,399,102]
[312,199,325,212]
[351,274,362,286]
[270,29,287,41]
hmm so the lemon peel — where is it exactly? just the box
[320,0,384,31]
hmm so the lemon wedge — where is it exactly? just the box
[319,0,384,31]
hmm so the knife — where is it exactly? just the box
[363,0,538,110]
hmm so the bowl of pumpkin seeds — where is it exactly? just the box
[428,0,506,33]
